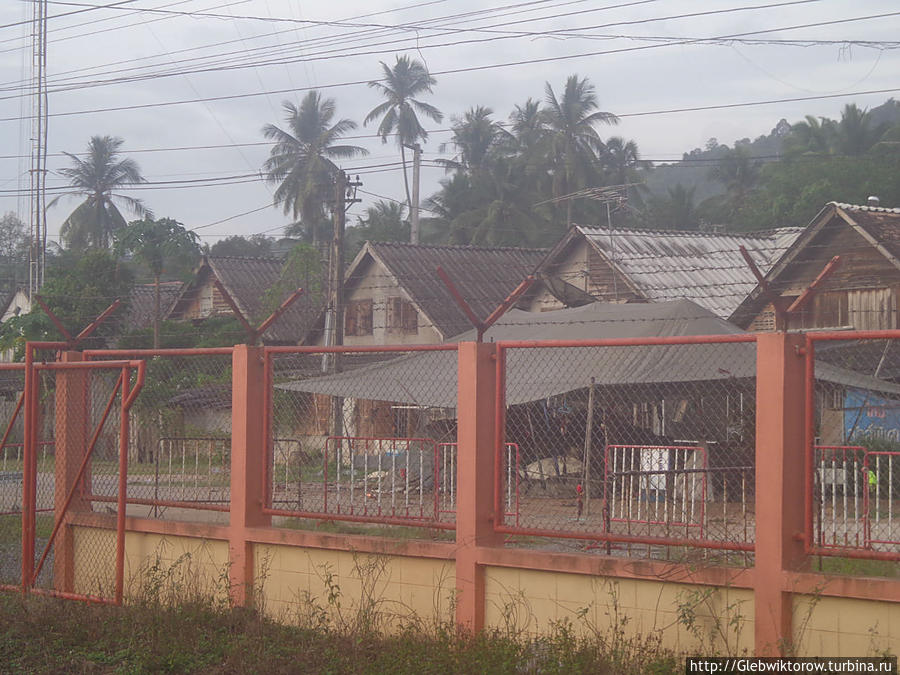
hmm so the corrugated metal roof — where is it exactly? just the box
[363,242,546,338]
[577,226,804,318]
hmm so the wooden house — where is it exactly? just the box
[167,255,320,344]
[730,202,900,331]
[305,241,546,439]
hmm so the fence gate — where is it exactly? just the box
[604,444,708,539]
[814,446,900,553]
[1,356,144,604]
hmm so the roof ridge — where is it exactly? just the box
[831,201,900,214]
[368,241,547,253]
[206,254,285,263]
[576,225,790,240]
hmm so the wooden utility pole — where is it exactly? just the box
[328,171,361,438]
[410,144,421,244]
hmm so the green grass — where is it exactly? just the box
[0,592,680,674]
[280,517,455,542]
[815,555,900,578]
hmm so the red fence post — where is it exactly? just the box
[229,345,270,607]
[53,351,90,593]
[456,342,503,632]
[755,333,809,655]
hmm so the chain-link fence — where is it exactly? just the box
[495,338,758,560]
[809,334,900,560]
[264,346,458,532]
[0,364,25,588]
[84,349,233,523]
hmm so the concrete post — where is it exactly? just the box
[229,344,270,607]
[455,342,503,632]
[53,351,90,592]
[755,333,809,655]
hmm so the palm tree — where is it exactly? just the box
[602,137,645,186]
[115,217,199,348]
[54,136,151,250]
[263,91,367,246]
[708,146,762,218]
[650,184,699,230]
[364,55,443,210]
[833,104,887,156]
[785,115,834,156]
[437,106,511,174]
[542,75,619,225]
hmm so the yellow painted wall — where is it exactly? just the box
[253,544,455,632]
[484,566,755,655]
[793,595,899,657]
[72,527,228,602]
[70,526,900,658]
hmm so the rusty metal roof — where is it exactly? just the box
[833,202,900,263]
[122,282,184,333]
[356,242,546,338]
[577,226,804,318]
[169,256,323,344]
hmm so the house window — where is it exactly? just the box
[386,297,418,335]
[345,299,373,336]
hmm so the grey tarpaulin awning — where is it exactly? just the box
[278,300,900,407]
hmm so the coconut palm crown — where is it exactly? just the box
[263,91,367,245]
[55,135,151,250]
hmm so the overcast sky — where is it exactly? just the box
[1,0,898,249]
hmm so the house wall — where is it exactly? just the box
[1,290,30,362]
[339,258,442,346]
[1,290,30,323]
[526,238,639,312]
[171,271,233,321]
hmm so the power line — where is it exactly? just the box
[2,0,860,99]
[2,8,895,122]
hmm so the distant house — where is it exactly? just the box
[309,241,547,346]
[121,282,184,335]
[167,255,321,344]
[523,226,803,319]
[0,288,29,324]
[0,288,30,363]
[731,202,900,331]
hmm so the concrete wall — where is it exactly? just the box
[72,527,229,601]
[67,522,900,658]
[254,544,455,630]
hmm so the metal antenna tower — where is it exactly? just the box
[28,0,49,299]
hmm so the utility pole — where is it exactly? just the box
[29,0,48,299]
[410,143,421,244]
[327,171,361,438]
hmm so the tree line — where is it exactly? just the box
[2,56,899,351]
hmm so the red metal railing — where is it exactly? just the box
[806,330,900,561]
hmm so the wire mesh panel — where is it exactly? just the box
[497,338,758,558]
[265,346,458,531]
[0,365,25,587]
[809,334,900,560]
[84,350,233,522]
